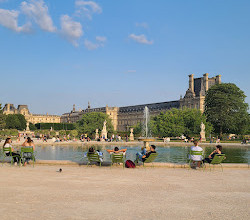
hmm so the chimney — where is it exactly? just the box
[203,73,209,91]
[216,75,221,84]
[189,74,194,92]
[7,104,10,112]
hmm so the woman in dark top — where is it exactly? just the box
[142,145,156,162]
[204,145,223,163]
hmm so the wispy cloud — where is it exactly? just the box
[96,36,106,43]
[129,34,153,45]
[21,0,56,32]
[75,0,102,20]
[84,39,99,50]
[126,70,136,73]
[60,15,83,47]
[84,36,106,50]
[135,22,148,29]
[0,9,31,32]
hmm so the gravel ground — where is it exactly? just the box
[0,164,249,220]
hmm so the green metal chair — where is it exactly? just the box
[110,153,125,168]
[2,147,21,166]
[188,150,205,171]
[87,152,102,167]
[209,154,226,172]
[143,153,158,168]
[20,147,36,167]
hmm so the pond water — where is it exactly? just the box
[35,145,250,164]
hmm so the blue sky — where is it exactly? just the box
[0,0,249,115]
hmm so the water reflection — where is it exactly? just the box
[35,145,250,164]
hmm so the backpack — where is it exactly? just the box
[125,160,136,168]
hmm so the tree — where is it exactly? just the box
[70,130,78,137]
[151,109,186,137]
[75,112,114,138]
[150,108,212,138]
[5,114,27,130]
[0,104,6,129]
[29,123,36,131]
[204,83,249,137]
[182,108,213,136]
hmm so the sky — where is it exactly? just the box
[0,0,249,115]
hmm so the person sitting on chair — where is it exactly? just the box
[142,145,156,162]
[135,145,156,163]
[106,147,127,155]
[22,137,35,166]
[135,147,147,163]
[190,140,203,168]
[204,145,224,164]
[3,138,20,164]
[85,147,104,162]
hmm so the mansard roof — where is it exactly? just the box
[119,100,180,113]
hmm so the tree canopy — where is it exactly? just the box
[134,108,212,138]
[5,114,27,130]
[204,83,249,136]
[0,104,6,130]
[75,112,114,138]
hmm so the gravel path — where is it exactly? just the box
[0,165,249,220]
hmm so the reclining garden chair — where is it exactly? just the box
[110,153,125,168]
[2,147,21,166]
[209,154,226,172]
[20,147,36,167]
[188,151,205,171]
[143,153,158,168]
[87,152,102,167]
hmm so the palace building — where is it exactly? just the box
[3,104,61,124]
[3,74,221,131]
[61,74,222,131]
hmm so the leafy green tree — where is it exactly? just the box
[29,123,36,131]
[151,109,186,137]
[133,122,142,136]
[182,108,213,136]
[75,112,114,138]
[70,130,78,137]
[5,114,27,130]
[0,104,6,129]
[150,108,212,138]
[204,83,249,137]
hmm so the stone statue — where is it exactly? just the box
[129,128,134,141]
[95,129,99,140]
[200,122,206,142]
[101,120,107,140]
[26,122,30,131]
[201,122,205,132]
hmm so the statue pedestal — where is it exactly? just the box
[200,131,206,142]
[101,131,107,140]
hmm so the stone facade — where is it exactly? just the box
[179,74,221,112]
[3,74,221,131]
[61,73,222,131]
[3,104,61,124]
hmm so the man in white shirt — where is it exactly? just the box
[190,140,203,168]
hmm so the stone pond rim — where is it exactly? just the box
[138,138,156,142]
